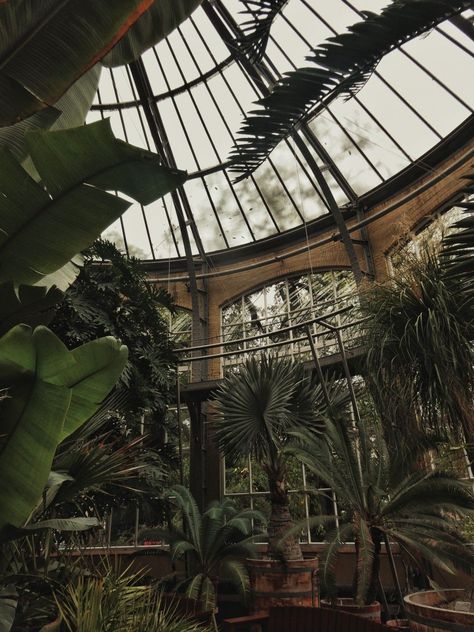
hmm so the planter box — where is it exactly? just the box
[321,598,381,623]
[247,557,318,613]
[404,589,474,631]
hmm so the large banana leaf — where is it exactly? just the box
[103,0,202,67]
[52,337,129,440]
[0,65,102,164]
[0,0,153,126]
[0,325,127,531]
[229,0,470,180]
[0,119,186,287]
[0,585,17,632]
[0,283,63,336]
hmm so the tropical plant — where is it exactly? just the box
[213,355,348,562]
[0,1,203,129]
[288,413,474,606]
[55,561,212,632]
[51,239,178,425]
[228,0,470,180]
[364,181,474,451]
[159,485,265,611]
[0,324,128,537]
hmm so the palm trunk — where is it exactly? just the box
[267,477,303,561]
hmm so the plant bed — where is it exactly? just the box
[404,589,474,631]
[247,557,319,613]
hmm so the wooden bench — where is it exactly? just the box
[224,606,390,632]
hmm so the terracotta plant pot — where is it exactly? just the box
[386,618,410,630]
[321,598,382,623]
[404,589,474,631]
[246,557,318,613]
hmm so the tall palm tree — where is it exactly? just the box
[159,485,265,611]
[288,413,474,607]
[364,186,474,452]
[213,355,348,562]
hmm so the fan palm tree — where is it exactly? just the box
[213,355,348,562]
[159,485,265,611]
[364,182,474,452]
[288,413,474,607]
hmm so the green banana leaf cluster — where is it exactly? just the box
[0,119,187,540]
[0,0,203,160]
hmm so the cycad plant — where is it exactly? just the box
[213,355,348,562]
[289,413,474,606]
[159,485,265,611]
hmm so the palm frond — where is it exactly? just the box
[229,0,469,180]
[441,174,474,280]
[236,0,288,64]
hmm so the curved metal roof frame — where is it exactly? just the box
[89,0,474,265]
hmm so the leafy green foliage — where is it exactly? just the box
[229,0,470,180]
[214,355,342,466]
[0,119,186,288]
[159,485,265,610]
[0,0,153,126]
[56,561,212,632]
[235,0,289,64]
[364,186,474,448]
[103,0,203,67]
[288,413,474,605]
[51,240,177,424]
[0,325,127,534]
[214,355,349,560]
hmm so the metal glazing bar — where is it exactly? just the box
[110,67,156,259]
[436,23,474,57]
[152,48,230,248]
[179,21,281,234]
[96,78,130,257]
[162,38,256,242]
[340,0,472,112]
[125,64,182,257]
[91,57,234,112]
[196,7,333,216]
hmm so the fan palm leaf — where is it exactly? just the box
[213,355,348,561]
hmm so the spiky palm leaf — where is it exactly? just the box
[229,0,470,180]
[288,414,474,605]
[441,174,474,280]
[160,485,264,611]
[364,187,474,447]
[236,1,288,64]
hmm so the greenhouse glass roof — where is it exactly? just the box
[87,0,474,261]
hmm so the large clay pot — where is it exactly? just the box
[321,598,382,623]
[404,589,474,631]
[246,557,318,613]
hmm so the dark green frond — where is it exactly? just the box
[236,0,288,64]
[229,0,469,180]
